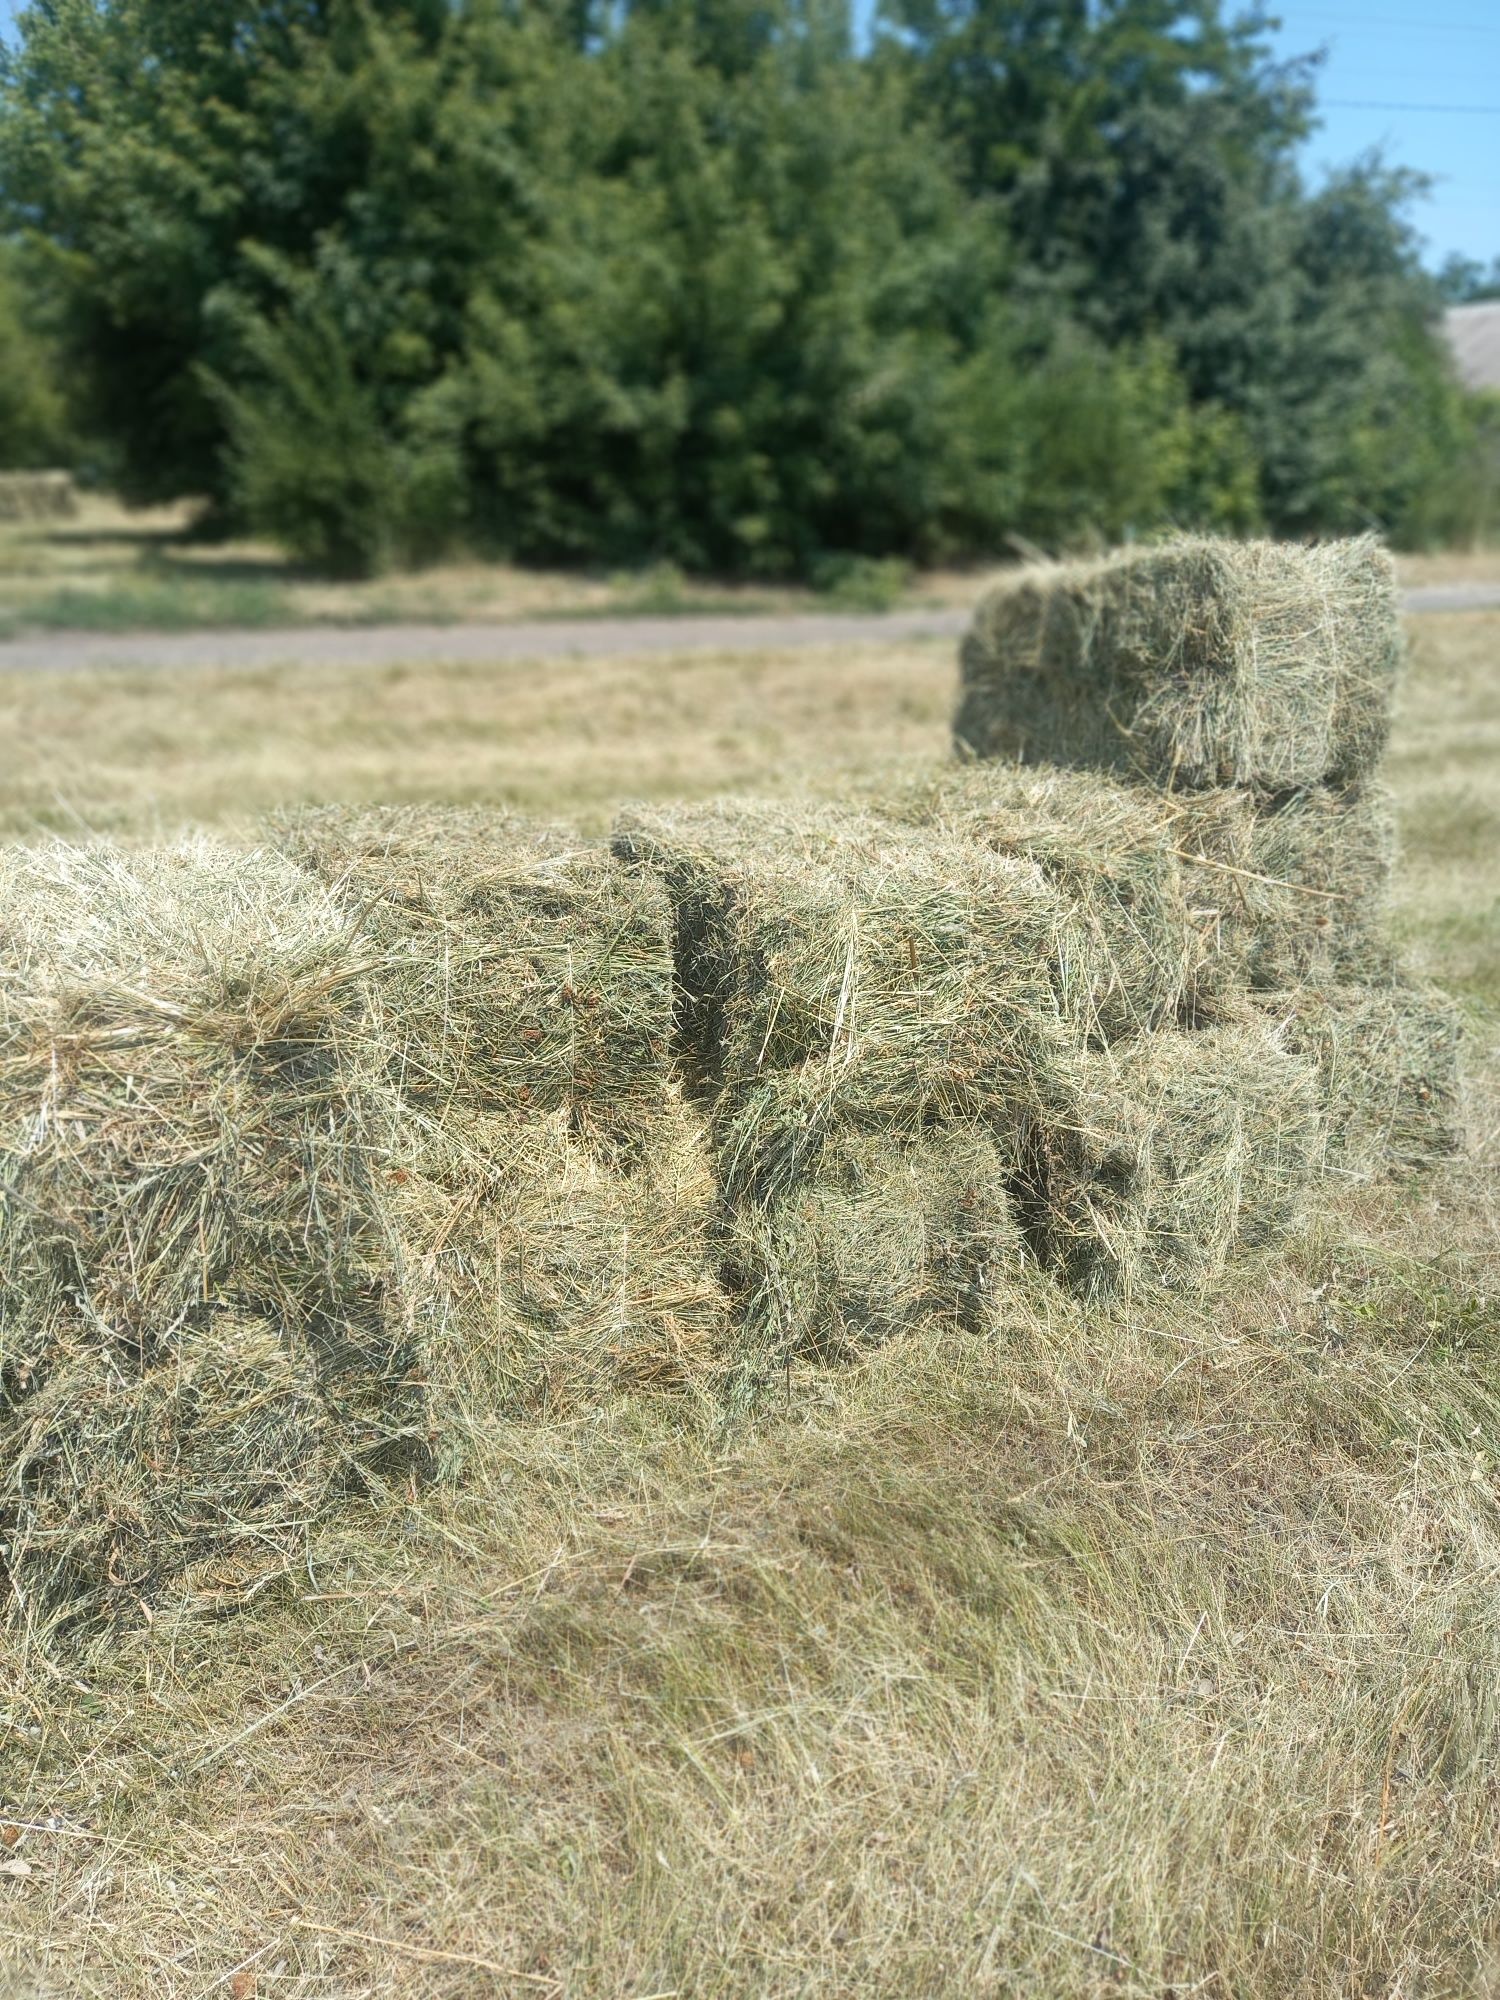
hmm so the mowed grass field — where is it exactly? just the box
[1,608,1498,1998]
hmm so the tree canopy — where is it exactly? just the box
[0,0,1482,572]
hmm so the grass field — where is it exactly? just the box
[1,608,1497,1997]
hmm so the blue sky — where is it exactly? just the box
[0,0,1493,270]
[1263,0,1499,269]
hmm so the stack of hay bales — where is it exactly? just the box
[612,802,1053,1365]
[0,534,1468,1637]
[951,533,1461,1187]
[268,806,727,1440]
[612,789,1329,1337]
[0,818,726,1638]
[0,841,421,1636]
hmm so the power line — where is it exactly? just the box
[1321,97,1500,113]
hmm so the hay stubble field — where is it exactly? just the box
[1,596,1499,1997]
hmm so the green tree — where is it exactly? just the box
[0,242,69,468]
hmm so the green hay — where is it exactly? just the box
[718,1067,1026,1367]
[614,800,1067,1119]
[1027,1019,1323,1299]
[272,804,674,1146]
[955,535,1400,793]
[1265,981,1464,1177]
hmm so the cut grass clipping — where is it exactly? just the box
[955,533,1400,791]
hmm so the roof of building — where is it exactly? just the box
[1444,302,1500,394]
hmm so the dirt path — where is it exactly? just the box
[0,586,1493,676]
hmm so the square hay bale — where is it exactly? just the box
[718,1068,1026,1365]
[1267,981,1463,1176]
[1175,784,1397,992]
[401,1099,728,1457]
[0,841,423,1639]
[874,763,1250,1040]
[613,799,1067,1117]
[955,535,1400,793]
[1026,1019,1323,1299]
[271,805,674,1144]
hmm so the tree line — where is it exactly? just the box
[0,0,1494,575]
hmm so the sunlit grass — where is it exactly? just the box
[1,607,1496,1996]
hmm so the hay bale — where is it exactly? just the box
[613,799,1067,1116]
[1174,784,1396,992]
[402,1098,728,1456]
[0,469,77,523]
[1026,1019,1322,1298]
[0,841,422,1638]
[955,536,1400,793]
[874,763,1254,1040]
[1267,982,1463,1176]
[718,1068,1026,1364]
[271,805,674,1144]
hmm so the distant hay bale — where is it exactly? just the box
[1026,1019,1322,1298]
[271,804,674,1145]
[955,536,1400,793]
[613,800,1067,1118]
[0,841,422,1638]
[718,1068,1025,1365]
[1267,981,1464,1177]
[0,469,78,523]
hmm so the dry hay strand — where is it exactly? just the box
[717,1067,1026,1367]
[613,798,1067,1118]
[0,841,422,1642]
[271,804,674,1148]
[1263,981,1464,1178]
[1025,1018,1323,1299]
[874,762,1255,1041]
[955,535,1400,793]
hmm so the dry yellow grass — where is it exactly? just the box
[1,608,1497,1997]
